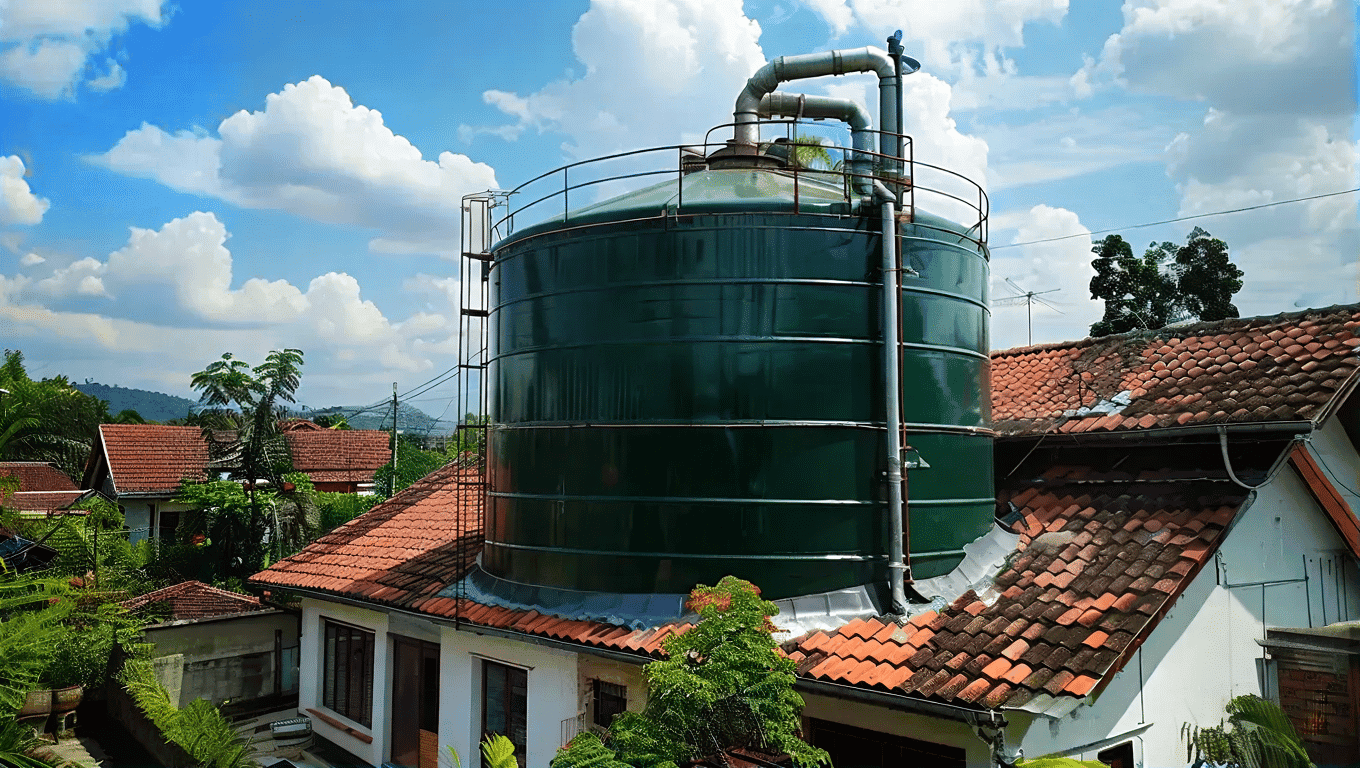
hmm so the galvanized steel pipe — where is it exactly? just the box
[757,92,875,194]
[881,196,909,615]
[734,47,898,162]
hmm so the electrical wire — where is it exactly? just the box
[1309,438,1360,499]
[991,187,1360,250]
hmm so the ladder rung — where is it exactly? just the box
[461,308,490,317]
[458,364,485,370]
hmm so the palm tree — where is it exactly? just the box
[190,350,304,575]
[1183,694,1313,768]
[0,350,109,481]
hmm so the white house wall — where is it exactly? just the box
[299,598,391,766]
[1014,460,1360,766]
[439,627,580,768]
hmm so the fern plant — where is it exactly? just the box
[1183,694,1313,768]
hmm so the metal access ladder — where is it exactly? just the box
[452,192,498,625]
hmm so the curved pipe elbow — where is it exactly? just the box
[734,46,896,147]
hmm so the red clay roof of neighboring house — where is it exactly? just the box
[6,491,85,515]
[96,424,211,494]
[1290,444,1360,559]
[251,461,475,604]
[284,429,391,485]
[0,462,77,491]
[783,470,1244,713]
[120,579,265,621]
[991,304,1360,437]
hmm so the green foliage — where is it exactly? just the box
[120,643,259,768]
[0,568,142,713]
[316,491,381,534]
[0,350,110,481]
[0,717,52,768]
[189,349,305,577]
[374,438,447,497]
[1017,757,1107,767]
[442,735,519,768]
[1089,228,1244,337]
[0,574,73,718]
[1183,694,1313,768]
[172,480,268,584]
[482,734,520,768]
[554,577,829,768]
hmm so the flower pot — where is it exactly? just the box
[51,685,83,714]
[17,689,51,718]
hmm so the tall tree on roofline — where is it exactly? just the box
[1088,227,1244,337]
[189,349,304,567]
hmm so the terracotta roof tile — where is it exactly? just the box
[121,580,264,621]
[992,305,1360,437]
[97,424,212,493]
[0,462,77,491]
[284,429,391,484]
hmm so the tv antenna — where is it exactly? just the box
[993,278,1063,345]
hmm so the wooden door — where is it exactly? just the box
[390,636,440,768]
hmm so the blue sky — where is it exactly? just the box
[1,0,1355,411]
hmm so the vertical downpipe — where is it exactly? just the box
[882,197,908,615]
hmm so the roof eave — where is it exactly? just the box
[997,419,1315,444]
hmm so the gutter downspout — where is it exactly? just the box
[734,47,898,163]
[880,191,909,616]
[757,92,874,195]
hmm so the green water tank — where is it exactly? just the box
[483,168,992,600]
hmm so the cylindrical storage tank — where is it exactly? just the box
[484,168,992,601]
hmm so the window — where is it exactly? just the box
[322,619,374,728]
[592,680,627,728]
[482,660,527,767]
[809,718,965,768]
[1097,741,1134,768]
[157,508,179,542]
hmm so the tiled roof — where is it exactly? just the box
[0,462,77,491]
[991,304,1360,437]
[250,462,476,605]
[1290,444,1360,559]
[284,429,391,484]
[783,469,1246,714]
[97,424,211,494]
[6,491,85,515]
[121,579,265,621]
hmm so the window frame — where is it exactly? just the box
[321,618,375,729]
[481,660,528,767]
[591,679,627,729]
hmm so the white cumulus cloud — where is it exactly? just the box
[989,204,1100,349]
[465,0,768,159]
[0,155,50,225]
[0,210,471,403]
[0,0,166,98]
[95,76,499,256]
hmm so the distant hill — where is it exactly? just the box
[305,403,460,436]
[74,382,199,422]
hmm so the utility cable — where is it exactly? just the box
[992,187,1360,250]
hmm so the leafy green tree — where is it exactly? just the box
[375,438,448,497]
[112,409,148,424]
[553,577,829,768]
[190,349,304,572]
[1089,228,1244,337]
[1183,694,1312,768]
[0,350,110,481]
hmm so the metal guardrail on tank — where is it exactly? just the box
[483,119,989,253]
